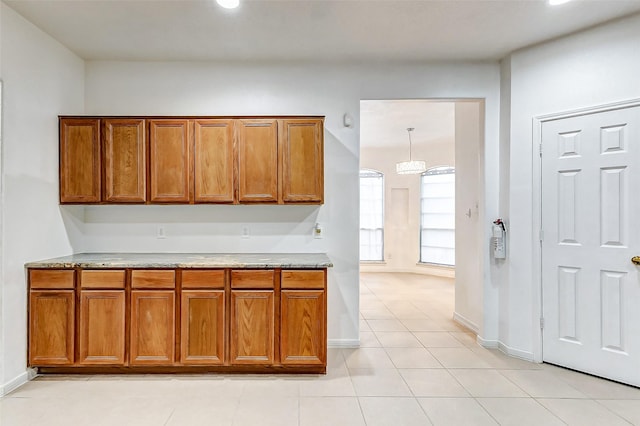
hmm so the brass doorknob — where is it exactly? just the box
[632,256,640,265]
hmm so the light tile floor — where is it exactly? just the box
[3,272,640,425]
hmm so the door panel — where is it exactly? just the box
[280,119,324,203]
[103,118,146,202]
[130,290,175,365]
[237,120,278,203]
[230,290,274,364]
[542,105,640,386]
[79,290,126,365]
[29,291,75,365]
[149,120,191,203]
[180,290,225,365]
[60,118,101,203]
[280,290,326,365]
[194,119,235,203]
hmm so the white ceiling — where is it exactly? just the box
[5,0,639,149]
[360,100,455,148]
[4,0,640,63]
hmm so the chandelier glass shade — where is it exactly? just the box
[396,127,426,175]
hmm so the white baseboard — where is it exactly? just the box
[1,370,32,397]
[328,339,360,348]
[477,337,536,362]
[452,311,479,334]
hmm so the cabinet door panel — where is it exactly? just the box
[79,290,125,365]
[60,118,101,203]
[181,291,225,365]
[230,290,274,364]
[281,290,326,365]
[103,119,146,202]
[281,119,323,203]
[130,290,175,365]
[29,291,75,366]
[237,120,278,203]
[194,119,234,203]
[149,120,191,203]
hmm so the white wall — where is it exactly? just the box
[83,61,502,347]
[503,13,640,359]
[0,4,85,393]
[360,138,455,276]
[454,101,483,333]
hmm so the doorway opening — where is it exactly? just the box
[359,99,485,335]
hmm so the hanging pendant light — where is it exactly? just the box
[396,127,426,174]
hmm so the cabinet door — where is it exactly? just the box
[194,119,235,203]
[60,118,101,203]
[237,119,278,203]
[29,291,75,366]
[103,118,146,202]
[280,290,326,365]
[280,119,324,203]
[181,290,225,365]
[79,290,125,365]
[149,119,191,203]
[230,290,274,365]
[130,290,175,365]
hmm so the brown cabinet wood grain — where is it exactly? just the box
[131,270,176,289]
[180,290,225,365]
[149,119,192,203]
[103,118,146,202]
[130,290,175,365]
[194,119,235,203]
[182,270,225,289]
[280,119,324,203]
[29,290,75,366]
[60,118,101,203]
[230,270,275,289]
[79,290,126,365]
[281,270,325,289]
[30,269,75,289]
[237,119,278,203]
[80,270,125,289]
[230,290,274,365]
[280,290,326,365]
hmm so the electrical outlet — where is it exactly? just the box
[157,225,167,239]
[241,226,250,239]
[313,223,324,239]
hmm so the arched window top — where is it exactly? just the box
[422,166,455,176]
[360,168,384,178]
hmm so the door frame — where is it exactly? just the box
[532,97,640,364]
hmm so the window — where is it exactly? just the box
[360,169,384,261]
[420,166,455,266]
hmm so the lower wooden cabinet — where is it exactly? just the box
[130,290,175,365]
[280,290,326,365]
[28,267,327,373]
[79,290,125,365]
[230,290,274,365]
[180,290,225,365]
[29,290,75,366]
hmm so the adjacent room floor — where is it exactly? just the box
[2,272,640,425]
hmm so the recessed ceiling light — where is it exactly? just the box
[216,0,240,9]
[549,0,572,5]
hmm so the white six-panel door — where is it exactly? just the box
[542,104,640,386]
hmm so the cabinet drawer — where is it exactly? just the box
[281,270,325,289]
[30,270,75,289]
[81,270,126,289]
[231,270,274,289]
[182,270,225,289]
[131,270,175,289]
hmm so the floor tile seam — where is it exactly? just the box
[476,396,570,425]
[593,399,640,425]
[469,396,504,425]
[534,397,633,425]
[496,369,577,399]
[458,367,532,397]
[163,407,176,426]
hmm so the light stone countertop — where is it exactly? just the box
[25,253,333,269]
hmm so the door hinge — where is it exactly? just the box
[540,229,544,242]
[539,143,543,157]
[540,318,545,329]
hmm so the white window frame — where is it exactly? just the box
[419,166,455,266]
[359,168,384,262]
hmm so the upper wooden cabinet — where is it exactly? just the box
[149,119,192,203]
[194,119,235,203]
[60,118,101,203]
[59,116,324,205]
[103,118,146,203]
[280,119,324,203]
[237,119,278,203]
